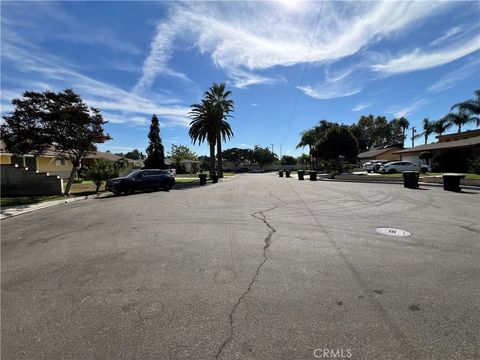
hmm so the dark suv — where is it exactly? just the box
[106,169,175,195]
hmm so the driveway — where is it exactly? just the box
[1,174,479,359]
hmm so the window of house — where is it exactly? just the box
[55,159,66,166]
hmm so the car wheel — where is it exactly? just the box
[388,169,396,174]
[112,190,120,196]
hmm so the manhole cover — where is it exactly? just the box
[375,227,411,237]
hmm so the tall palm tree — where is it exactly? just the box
[451,89,480,118]
[444,110,480,133]
[433,117,452,137]
[204,83,234,178]
[189,100,233,177]
[416,118,435,145]
[397,117,409,148]
[296,128,317,169]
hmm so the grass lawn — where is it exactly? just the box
[1,195,64,208]
[175,178,200,184]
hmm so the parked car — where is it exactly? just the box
[379,161,420,173]
[372,160,391,173]
[363,160,384,172]
[106,169,175,195]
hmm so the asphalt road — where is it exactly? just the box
[1,174,479,359]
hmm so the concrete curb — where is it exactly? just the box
[319,177,480,191]
[0,193,110,220]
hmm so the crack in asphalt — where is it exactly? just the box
[214,206,278,360]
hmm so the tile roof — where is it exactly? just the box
[393,136,480,154]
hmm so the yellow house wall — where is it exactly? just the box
[37,156,73,174]
[0,154,12,165]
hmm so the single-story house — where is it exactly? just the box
[0,141,140,178]
[393,130,480,172]
[358,146,402,165]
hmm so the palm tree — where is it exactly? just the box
[397,117,409,148]
[416,118,435,145]
[189,99,233,177]
[451,89,480,118]
[443,110,480,133]
[204,83,234,178]
[296,128,317,170]
[433,118,452,137]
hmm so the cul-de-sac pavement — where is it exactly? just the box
[1,174,479,359]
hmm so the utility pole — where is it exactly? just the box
[280,144,282,159]
[270,144,275,155]
[411,127,416,148]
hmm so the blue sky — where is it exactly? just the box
[1,1,479,157]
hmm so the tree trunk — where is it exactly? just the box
[424,134,428,145]
[216,134,223,178]
[64,164,78,196]
[458,125,461,133]
[209,142,216,178]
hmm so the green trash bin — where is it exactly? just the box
[279,170,284,177]
[402,171,419,189]
[198,173,207,185]
[309,171,317,181]
[286,170,291,178]
[211,174,219,183]
[297,170,305,180]
[443,173,465,192]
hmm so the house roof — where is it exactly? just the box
[0,140,137,163]
[358,147,402,159]
[393,135,480,154]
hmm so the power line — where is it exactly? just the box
[282,0,326,144]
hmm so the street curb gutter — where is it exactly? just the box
[321,178,480,191]
[0,193,110,221]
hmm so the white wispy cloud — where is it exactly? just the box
[352,103,372,112]
[429,26,464,47]
[372,35,480,75]
[134,22,191,93]
[427,57,480,93]
[1,41,191,127]
[386,98,430,118]
[135,1,452,91]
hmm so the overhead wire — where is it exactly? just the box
[281,0,326,145]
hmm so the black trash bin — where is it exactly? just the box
[443,173,465,192]
[279,170,284,177]
[211,174,219,183]
[309,171,317,181]
[198,173,207,185]
[286,170,291,178]
[297,170,305,180]
[403,171,419,189]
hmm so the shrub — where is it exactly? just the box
[82,159,116,192]
[467,156,480,174]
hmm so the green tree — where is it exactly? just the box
[281,155,296,165]
[252,145,277,167]
[397,117,409,148]
[433,118,452,136]
[443,110,480,133]
[386,118,404,145]
[113,157,129,174]
[144,114,165,169]
[189,99,233,177]
[169,144,198,172]
[203,82,235,178]
[312,125,358,171]
[416,118,435,145]
[222,148,251,170]
[124,149,143,160]
[451,89,480,118]
[83,159,117,192]
[1,91,53,167]
[44,89,111,195]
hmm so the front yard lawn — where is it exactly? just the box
[1,195,64,208]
